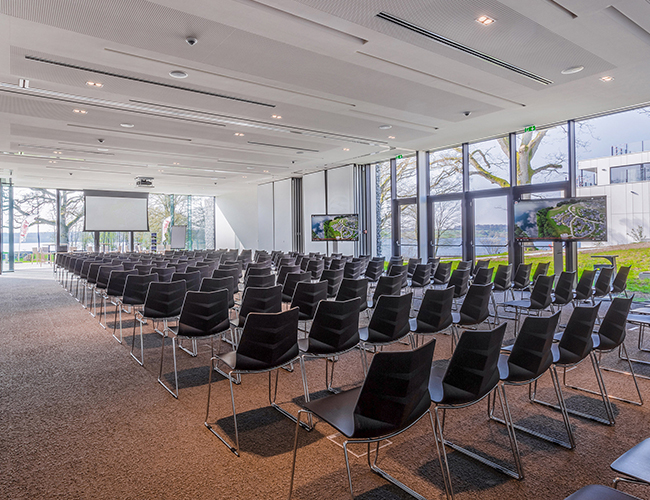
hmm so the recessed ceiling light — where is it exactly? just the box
[86,81,103,88]
[120,123,134,128]
[169,70,188,79]
[158,169,164,173]
[246,166,254,170]
[476,15,495,25]
[600,75,614,82]
[343,148,350,151]
[234,132,245,137]
[97,148,109,152]
[73,109,87,114]
[53,150,62,154]
[561,66,584,75]
[263,170,269,173]
[378,124,392,130]
[271,114,282,119]
[48,160,56,164]
[388,136,395,139]
[242,175,247,178]
[173,162,180,165]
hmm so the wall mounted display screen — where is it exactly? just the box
[514,196,607,241]
[84,190,149,232]
[311,214,359,241]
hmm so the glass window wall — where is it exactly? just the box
[469,138,510,190]
[516,125,568,185]
[429,147,462,195]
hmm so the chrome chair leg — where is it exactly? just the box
[158,333,179,398]
[600,343,644,404]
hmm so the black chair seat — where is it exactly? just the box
[303,387,360,437]
[498,352,552,383]
[217,339,299,372]
[298,333,359,356]
[564,485,641,500]
[503,299,531,309]
[611,437,650,485]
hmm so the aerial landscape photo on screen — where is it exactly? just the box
[311,214,359,241]
[514,196,607,241]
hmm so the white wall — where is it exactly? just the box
[216,185,259,250]
[302,171,327,254]
[273,179,293,251]
[326,165,356,255]
[258,182,274,250]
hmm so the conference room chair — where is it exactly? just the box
[563,485,642,500]
[448,267,471,304]
[102,269,138,337]
[456,260,472,271]
[363,258,384,285]
[289,341,441,500]
[472,258,490,277]
[234,285,283,343]
[290,280,328,331]
[298,297,361,402]
[171,271,202,292]
[168,262,189,273]
[551,271,576,313]
[592,266,616,304]
[85,262,106,315]
[343,260,363,280]
[276,264,300,287]
[212,268,240,292]
[281,272,311,303]
[277,257,295,270]
[329,258,345,271]
[387,255,403,270]
[564,296,642,406]
[244,273,276,290]
[243,265,271,282]
[186,265,212,282]
[335,277,369,314]
[491,264,513,312]
[220,261,243,280]
[610,265,632,299]
[205,307,303,456]
[491,312,565,456]
[527,261,550,292]
[299,257,311,272]
[408,263,432,298]
[430,323,519,496]
[131,280,186,366]
[409,286,454,346]
[531,304,614,427]
[511,263,532,300]
[387,263,408,289]
[307,259,325,281]
[367,274,402,310]
[406,257,421,278]
[450,282,494,349]
[432,261,452,287]
[611,437,650,491]
[114,273,159,344]
[573,269,596,305]
[94,264,124,324]
[473,266,494,285]
[358,293,413,373]
[502,274,555,334]
[150,266,174,282]
[321,268,344,298]
[158,289,232,398]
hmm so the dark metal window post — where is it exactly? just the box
[390,158,399,257]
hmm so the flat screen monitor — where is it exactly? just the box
[84,190,149,232]
[514,196,607,241]
[311,214,359,241]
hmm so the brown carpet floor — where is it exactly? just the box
[1,267,649,500]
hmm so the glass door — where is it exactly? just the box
[396,202,418,259]
[429,198,462,259]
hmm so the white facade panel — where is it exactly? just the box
[257,183,274,251]
[302,171,327,254]
[273,179,293,252]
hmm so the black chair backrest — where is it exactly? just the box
[353,340,436,436]
[612,266,631,294]
[299,257,311,271]
[529,274,555,310]
[220,262,243,279]
[457,283,493,324]
[553,271,576,305]
[448,267,471,298]
[473,266,494,285]
[236,308,300,369]
[121,261,138,271]
[169,262,189,273]
[307,297,361,353]
[87,262,104,285]
[406,258,421,277]
[492,264,512,291]
[456,261,472,271]
[122,273,159,306]
[80,259,97,280]
[143,280,187,319]
[212,267,240,287]
[307,259,325,280]
[597,296,633,348]
[439,323,507,404]
[329,259,345,271]
[291,280,328,319]
[335,277,369,312]
[507,312,561,381]
[415,286,454,334]
[151,266,175,282]
[171,271,202,292]
[388,256,403,268]
[372,275,402,305]
[473,259,490,276]
[106,269,138,297]
[282,271,312,301]
[364,259,384,282]
[238,285,283,326]
[245,266,272,281]
[200,276,236,308]
[177,290,230,338]
[344,260,363,279]
[410,263,432,288]
[72,258,85,275]
[322,268,345,298]
[532,262,550,282]
[594,266,615,297]
[97,264,124,289]
[278,257,296,268]
[574,270,596,300]
[512,263,532,289]
[433,262,452,284]
[277,265,300,286]
[557,304,601,364]
[367,293,412,343]
[245,273,276,289]
[187,265,212,281]
[387,263,408,288]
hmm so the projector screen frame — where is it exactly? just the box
[83,190,150,232]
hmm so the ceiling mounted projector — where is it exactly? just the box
[135,176,154,188]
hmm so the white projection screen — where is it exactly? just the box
[84,190,149,232]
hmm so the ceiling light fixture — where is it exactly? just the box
[234,132,245,136]
[476,15,495,26]
[120,123,134,128]
[169,70,188,79]
[561,66,584,75]
[97,148,109,151]
[378,124,392,130]
[343,148,350,151]
[242,175,247,178]
[73,109,87,114]
[600,75,614,82]
[388,136,395,139]
[271,114,282,119]
[173,162,180,165]
[263,170,269,173]
[86,81,103,87]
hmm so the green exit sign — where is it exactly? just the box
[396,154,403,159]
[524,125,536,132]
